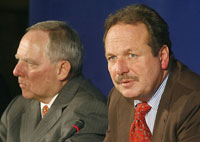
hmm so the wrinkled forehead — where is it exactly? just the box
[16,30,50,59]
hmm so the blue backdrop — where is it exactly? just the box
[29,0,200,96]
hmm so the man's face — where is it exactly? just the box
[13,30,59,103]
[105,23,168,101]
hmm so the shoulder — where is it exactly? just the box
[58,76,108,137]
[164,60,200,108]
[75,75,107,103]
[169,60,200,91]
[59,75,108,117]
[161,60,200,127]
[0,95,35,130]
[163,60,200,113]
[2,95,32,117]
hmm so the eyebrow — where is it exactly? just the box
[15,54,31,63]
[105,48,135,56]
[105,52,112,57]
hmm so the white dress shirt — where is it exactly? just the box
[40,94,58,118]
[134,74,169,134]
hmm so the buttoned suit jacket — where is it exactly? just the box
[104,59,200,142]
[0,75,108,142]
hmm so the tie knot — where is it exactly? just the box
[42,105,49,117]
[135,103,151,119]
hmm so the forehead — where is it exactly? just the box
[105,23,149,53]
[16,30,49,59]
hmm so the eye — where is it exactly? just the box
[24,59,38,69]
[107,55,116,62]
[129,53,136,58]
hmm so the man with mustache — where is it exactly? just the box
[103,4,200,142]
[0,20,108,142]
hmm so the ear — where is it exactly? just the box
[56,60,71,81]
[159,45,169,70]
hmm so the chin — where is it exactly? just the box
[121,90,149,102]
[122,93,136,98]
[114,83,140,99]
[119,89,138,98]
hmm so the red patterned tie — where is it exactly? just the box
[129,103,152,142]
[42,105,49,118]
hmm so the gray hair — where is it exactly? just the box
[27,20,83,77]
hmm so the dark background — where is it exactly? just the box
[0,0,28,115]
[0,0,200,113]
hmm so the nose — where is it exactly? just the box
[115,58,129,75]
[13,60,25,77]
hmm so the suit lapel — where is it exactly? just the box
[30,75,81,142]
[31,105,64,142]
[20,100,41,142]
[152,69,177,141]
[117,95,134,142]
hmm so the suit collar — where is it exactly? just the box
[31,106,63,142]
[52,75,82,107]
[30,75,83,142]
[152,60,180,141]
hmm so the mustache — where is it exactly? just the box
[115,74,139,84]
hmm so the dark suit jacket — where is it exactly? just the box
[104,60,200,142]
[0,75,108,142]
[0,75,12,117]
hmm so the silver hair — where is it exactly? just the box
[27,20,84,77]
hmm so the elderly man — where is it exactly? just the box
[0,20,107,142]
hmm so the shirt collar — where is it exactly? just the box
[40,94,59,110]
[134,73,169,110]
